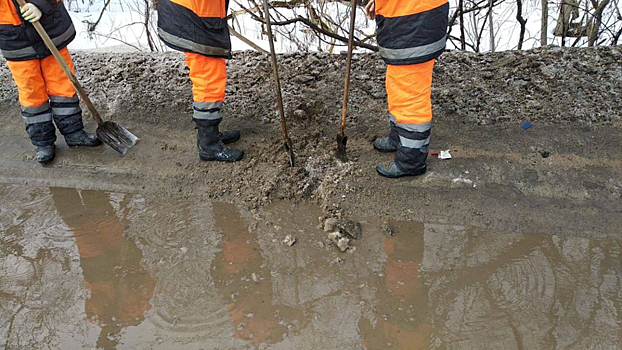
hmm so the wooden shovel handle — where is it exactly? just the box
[15,0,103,125]
[340,0,357,136]
[263,0,290,142]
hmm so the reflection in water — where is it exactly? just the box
[211,202,305,344]
[1,185,620,349]
[359,221,431,350]
[357,223,622,350]
[50,188,156,349]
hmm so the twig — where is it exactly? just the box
[229,25,269,53]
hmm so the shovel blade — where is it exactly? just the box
[96,121,139,156]
[336,134,348,162]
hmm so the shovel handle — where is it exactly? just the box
[263,0,289,142]
[340,0,357,135]
[15,0,104,125]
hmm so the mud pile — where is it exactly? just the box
[2,46,620,126]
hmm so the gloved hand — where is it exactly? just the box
[21,3,43,23]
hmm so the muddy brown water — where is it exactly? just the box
[1,184,620,349]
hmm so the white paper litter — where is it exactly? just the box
[438,150,452,160]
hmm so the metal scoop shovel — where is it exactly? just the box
[17,0,139,156]
[336,0,357,162]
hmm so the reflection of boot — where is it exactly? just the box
[194,119,244,162]
[373,122,399,153]
[64,129,102,147]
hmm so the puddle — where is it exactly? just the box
[49,188,156,349]
[0,184,621,349]
[210,202,306,344]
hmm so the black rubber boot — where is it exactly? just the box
[373,122,399,153]
[373,137,398,153]
[36,144,55,164]
[219,130,240,144]
[376,161,426,178]
[64,129,102,147]
[24,119,56,164]
[195,119,244,162]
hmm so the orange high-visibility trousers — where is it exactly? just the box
[384,59,435,172]
[7,47,77,109]
[185,52,227,121]
[386,59,435,126]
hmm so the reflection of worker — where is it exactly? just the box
[51,189,156,349]
[365,0,449,178]
[360,229,429,349]
[213,227,280,342]
[157,0,243,162]
[0,0,101,164]
[211,203,301,343]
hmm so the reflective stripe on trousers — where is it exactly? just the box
[185,52,226,121]
[50,94,84,135]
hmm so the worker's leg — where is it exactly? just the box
[7,58,56,147]
[41,47,101,146]
[186,52,227,122]
[378,60,434,177]
[185,52,242,162]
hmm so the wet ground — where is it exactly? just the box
[1,184,621,349]
[1,47,621,348]
[1,48,621,239]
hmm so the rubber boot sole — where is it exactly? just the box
[199,151,244,162]
[376,165,427,178]
[66,139,103,147]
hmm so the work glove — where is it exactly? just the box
[21,3,43,23]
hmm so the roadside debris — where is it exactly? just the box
[336,219,362,240]
[282,235,296,246]
[452,176,474,185]
[330,257,344,267]
[541,151,550,158]
[381,222,394,237]
[429,150,452,160]
[323,218,362,240]
[521,121,533,130]
[323,218,339,232]
[328,231,352,252]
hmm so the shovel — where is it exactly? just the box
[16,0,138,156]
[336,0,357,162]
[263,0,295,167]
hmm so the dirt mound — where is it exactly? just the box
[3,46,620,127]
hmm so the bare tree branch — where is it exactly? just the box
[229,25,269,53]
